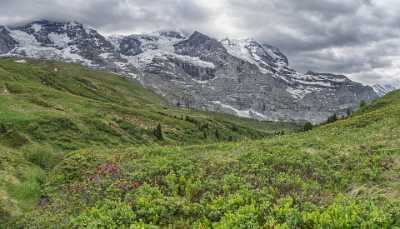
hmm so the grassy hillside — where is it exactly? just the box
[6,82,400,226]
[0,58,300,226]
[0,58,297,150]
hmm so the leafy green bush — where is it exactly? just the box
[303,195,399,228]
[70,199,136,228]
[23,144,60,170]
[214,205,259,229]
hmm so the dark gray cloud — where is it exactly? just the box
[0,0,399,85]
[0,0,211,33]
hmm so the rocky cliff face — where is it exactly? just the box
[0,26,17,54]
[372,81,400,96]
[0,20,378,123]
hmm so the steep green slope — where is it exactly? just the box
[0,145,45,224]
[0,58,297,151]
[0,58,299,225]
[11,89,400,227]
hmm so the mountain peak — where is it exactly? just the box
[220,37,289,73]
[174,30,226,56]
[191,30,207,37]
[186,31,216,43]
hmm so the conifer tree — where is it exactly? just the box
[326,114,338,123]
[346,108,352,117]
[154,123,163,140]
[215,129,221,140]
[360,100,367,108]
[303,122,313,131]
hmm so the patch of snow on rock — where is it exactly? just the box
[99,52,113,59]
[173,55,215,69]
[31,24,42,33]
[8,28,94,67]
[212,101,251,118]
[48,32,71,48]
[247,110,265,119]
[127,72,138,79]
[286,87,309,100]
[221,38,270,73]
[61,45,94,66]
[15,59,27,63]
[9,30,40,46]
[120,33,187,70]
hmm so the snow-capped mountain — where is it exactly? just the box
[2,20,116,65]
[0,20,378,123]
[372,81,400,96]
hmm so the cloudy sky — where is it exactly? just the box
[1,0,400,85]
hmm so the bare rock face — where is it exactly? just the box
[0,21,378,123]
[131,32,377,123]
[174,31,227,58]
[117,36,142,56]
[0,26,17,54]
[372,80,400,96]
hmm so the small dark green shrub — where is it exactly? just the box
[303,122,313,131]
[326,114,338,124]
[153,124,164,140]
[23,145,60,170]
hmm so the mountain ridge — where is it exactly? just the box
[372,80,400,96]
[0,20,378,123]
